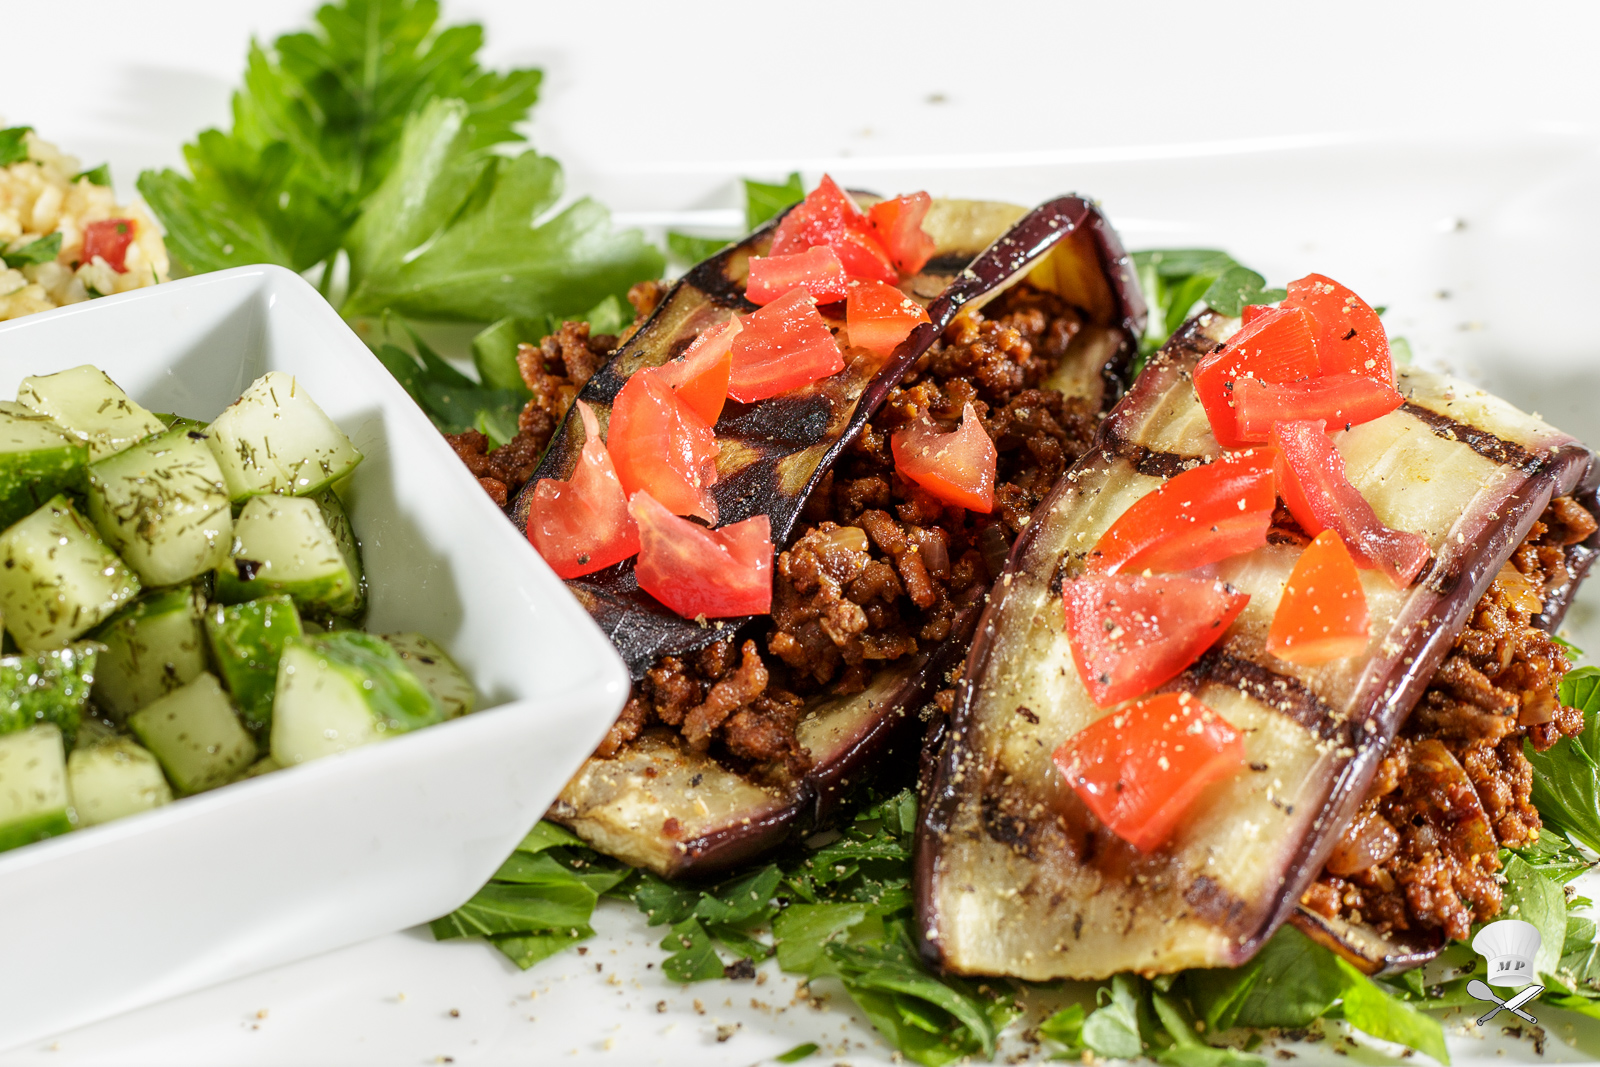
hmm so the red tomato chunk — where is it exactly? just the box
[1054,691,1247,853]
[1062,572,1249,708]
[608,372,720,524]
[846,279,930,357]
[745,246,849,306]
[1192,305,1319,449]
[81,218,136,273]
[1086,449,1276,575]
[1282,273,1393,385]
[1267,530,1371,664]
[630,491,773,619]
[890,401,996,513]
[1241,304,1274,326]
[526,401,639,578]
[1270,419,1430,587]
[770,174,897,285]
[652,317,739,426]
[726,287,844,403]
[867,192,937,276]
[1233,374,1403,442]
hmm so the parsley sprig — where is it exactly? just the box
[135,0,662,355]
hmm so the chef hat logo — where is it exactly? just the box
[1472,919,1542,987]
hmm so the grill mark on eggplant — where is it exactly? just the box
[518,197,1147,679]
[1167,646,1353,746]
[1097,432,1199,480]
[714,394,835,447]
[1401,401,1544,473]
[1185,875,1248,928]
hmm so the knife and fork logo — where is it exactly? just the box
[1466,920,1544,1025]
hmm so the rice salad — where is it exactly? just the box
[0,126,168,321]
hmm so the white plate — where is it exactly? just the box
[0,267,628,1051]
[2,136,1598,1065]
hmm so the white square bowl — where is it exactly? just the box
[0,265,628,1048]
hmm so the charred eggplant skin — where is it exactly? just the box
[914,314,1597,980]
[547,198,1147,879]
[512,196,1147,680]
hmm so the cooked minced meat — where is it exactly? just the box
[597,283,1100,779]
[1302,496,1598,942]
[441,280,669,504]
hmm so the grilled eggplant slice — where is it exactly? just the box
[546,196,1146,877]
[512,196,1144,679]
[916,313,1597,980]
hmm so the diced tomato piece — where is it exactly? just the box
[867,192,937,275]
[1233,374,1403,441]
[846,279,930,357]
[1241,304,1275,326]
[652,317,739,425]
[608,372,719,524]
[82,218,136,273]
[630,491,772,618]
[1267,530,1370,664]
[890,401,996,513]
[726,287,844,403]
[1054,691,1246,852]
[1062,572,1249,708]
[770,174,898,285]
[526,401,639,579]
[1270,419,1430,587]
[746,246,849,306]
[1193,305,1319,449]
[1086,449,1276,575]
[1283,273,1393,385]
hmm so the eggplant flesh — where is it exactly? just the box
[547,197,1148,877]
[915,313,1597,981]
[513,195,1145,680]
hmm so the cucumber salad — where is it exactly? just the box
[0,364,473,853]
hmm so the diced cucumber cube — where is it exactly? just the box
[0,496,141,652]
[381,633,474,719]
[0,401,89,529]
[0,643,98,745]
[72,716,118,750]
[0,724,72,852]
[66,737,172,826]
[204,595,302,740]
[216,494,364,617]
[86,424,233,587]
[206,371,363,500]
[128,672,256,795]
[271,631,444,766]
[242,754,280,778]
[15,365,166,461]
[88,586,206,721]
[314,487,363,600]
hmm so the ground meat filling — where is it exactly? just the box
[1303,496,1598,942]
[599,284,1100,780]
[441,280,668,504]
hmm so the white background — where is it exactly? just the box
[3,1,1600,1063]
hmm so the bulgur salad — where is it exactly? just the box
[0,126,167,322]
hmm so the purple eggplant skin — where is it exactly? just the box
[913,314,1598,981]
[512,196,1147,680]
